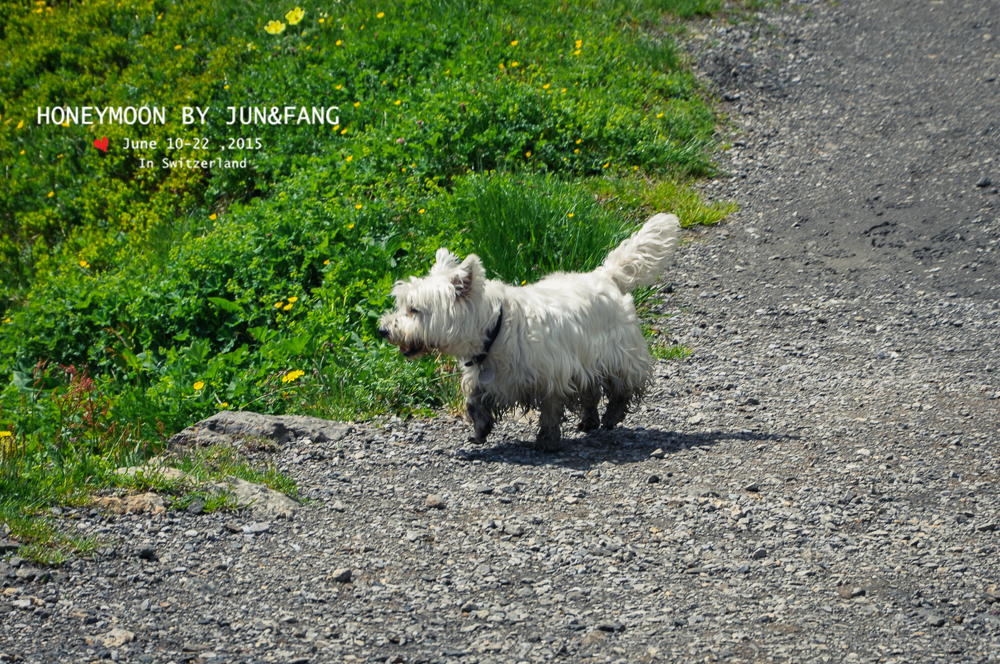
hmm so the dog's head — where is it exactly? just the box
[378,248,489,359]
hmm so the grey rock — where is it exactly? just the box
[329,568,353,583]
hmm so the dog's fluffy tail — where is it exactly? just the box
[598,213,681,293]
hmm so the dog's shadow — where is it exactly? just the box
[457,424,795,470]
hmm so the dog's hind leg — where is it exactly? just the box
[576,386,601,432]
[466,390,495,444]
[535,398,566,452]
[601,384,631,431]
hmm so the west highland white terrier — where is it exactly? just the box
[379,213,681,451]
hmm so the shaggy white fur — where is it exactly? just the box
[378,213,681,451]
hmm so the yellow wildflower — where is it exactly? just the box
[2,318,11,324]
[511,40,518,46]
[285,7,305,25]
[377,12,385,18]
[275,301,284,308]
[335,84,342,90]
[525,151,532,158]
[283,303,293,311]
[0,431,11,437]
[511,61,518,67]
[323,259,330,265]
[79,260,89,268]
[209,213,217,220]
[354,204,361,210]
[193,381,205,390]
[48,191,54,198]
[347,223,355,229]
[568,213,574,218]
[174,45,182,50]
[288,296,298,303]
[265,20,286,34]
[657,112,664,118]
[418,209,425,214]
[281,369,306,384]
[16,120,23,129]
[542,83,550,90]
[353,101,360,107]
[336,39,342,46]
[394,99,401,105]
[346,155,353,162]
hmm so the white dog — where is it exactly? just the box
[378,213,681,451]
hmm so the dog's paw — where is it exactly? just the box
[469,435,487,445]
[534,427,563,452]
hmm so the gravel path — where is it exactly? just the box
[3,2,1000,663]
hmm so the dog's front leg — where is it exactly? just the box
[465,389,495,444]
[535,398,566,452]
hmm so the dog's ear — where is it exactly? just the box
[430,248,459,276]
[453,254,482,300]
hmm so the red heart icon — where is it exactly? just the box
[94,136,109,152]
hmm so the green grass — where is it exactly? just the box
[0,0,735,560]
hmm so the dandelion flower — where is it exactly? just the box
[603,162,609,168]
[394,99,401,105]
[511,40,518,46]
[525,151,532,158]
[348,223,355,229]
[288,296,298,303]
[542,83,550,90]
[573,49,580,55]
[174,45,182,50]
[511,61,518,67]
[193,381,205,390]
[285,7,305,25]
[319,18,324,23]
[568,213,574,218]
[336,39,342,46]
[323,259,330,265]
[16,120,23,129]
[275,301,284,308]
[377,11,384,18]
[499,63,505,69]
[418,209,425,214]
[521,280,526,285]
[353,101,360,107]
[79,260,89,268]
[346,155,353,162]
[0,430,11,437]
[48,191,54,198]
[209,213,217,220]
[354,204,362,210]
[1,318,10,324]
[657,112,664,118]
[575,39,582,48]
[283,303,293,311]
[218,402,229,409]
[265,20,286,34]
[224,85,229,90]
[281,369,306,383]
[574,149,579,154]
[335,84,342,90]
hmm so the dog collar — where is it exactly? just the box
[465,305,503,368]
